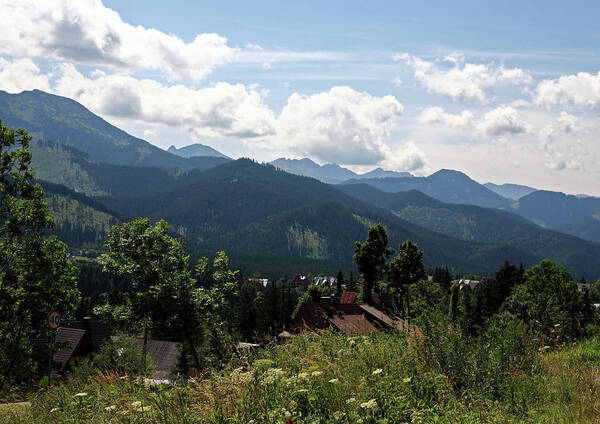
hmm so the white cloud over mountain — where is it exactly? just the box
[0,58,51,93]
[0,0,598,189]
[54,63,277,138]
[276,87,404,166]
[397,53,532,103]
[0,0,235,81]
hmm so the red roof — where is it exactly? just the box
[340,291,358,304]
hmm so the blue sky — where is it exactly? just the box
[1,0,599,194]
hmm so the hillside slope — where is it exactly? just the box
[0,90,230,169]
[338,183,600,279]
[100,159,540,275]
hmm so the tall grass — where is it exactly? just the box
[2,327,600,423]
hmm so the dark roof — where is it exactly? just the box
[291,301,405,335]
[358,304,408,331]
[136,339,180,379]
[340,291,358,304]
[53,328,86,369]
[62,319,110,353]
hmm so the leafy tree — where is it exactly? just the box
[353,224,394,303]
[98,218,199,372]
[589,278,600,304]
[386,240,426,317]
[0,120,79,389]
[503,259,582,343]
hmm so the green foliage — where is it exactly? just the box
[98,218,199,370]
[9,331,600,423]
[353,224,394,302]
[94,336,155,376]
[503,259,582,343]
[292,284,330,318]
[0,119,80,390]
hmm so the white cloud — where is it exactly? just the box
[275,86,405,166]
[0,0,235,81]
[418,105,529,136]
[396,53,532,103]
[54,63,276,138]
[381,140,427,171]
[0,58,51,93]
[418,106,474,128]
[477,106,530,136]
[533,72,600,109]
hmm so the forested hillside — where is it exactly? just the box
[0,90,230,169]
[339,183,600,279]
[509,190,600,243]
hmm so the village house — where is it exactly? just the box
[52,318,181,380]
[290,292,408,335]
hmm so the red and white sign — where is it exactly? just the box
[47,311,62,331]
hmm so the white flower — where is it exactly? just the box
[131,401,142,407]
[328,378,339,383]
[50,407,59,413]
[372,368,383,375]
[360,399,378,410]
[298,372,309,380]
[346,397,356,404]
[403,377,412,383]
[104,405,117,411]
[73,392,88,397]
[311,371,323,377]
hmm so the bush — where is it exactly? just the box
[93,336,155,376]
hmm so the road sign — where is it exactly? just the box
[47,311,62,331]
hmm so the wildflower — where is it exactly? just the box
[105,405,117,411]
[131,401,142,407]
[346,397,356,404]
[372,368,382,375]
[403,377,412,383]
[311,371,323,377]
[298,372,309,380]
[263,368,284,384]
[50,407,59,413]
[328,378,339,383]
[360,399,378,410]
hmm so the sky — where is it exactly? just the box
[1,0,599,195]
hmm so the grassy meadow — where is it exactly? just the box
[2,328,599,423]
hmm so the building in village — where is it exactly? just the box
[290,292,408,335]
[51,318,180,380]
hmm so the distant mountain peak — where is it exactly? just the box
[167,143,229,159]
[484,182,537,200]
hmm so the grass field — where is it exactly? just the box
[1,330,599,423]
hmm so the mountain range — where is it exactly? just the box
[2,89,600,279]
[270,157,412,184]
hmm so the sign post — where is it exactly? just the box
[47,311,62,389]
